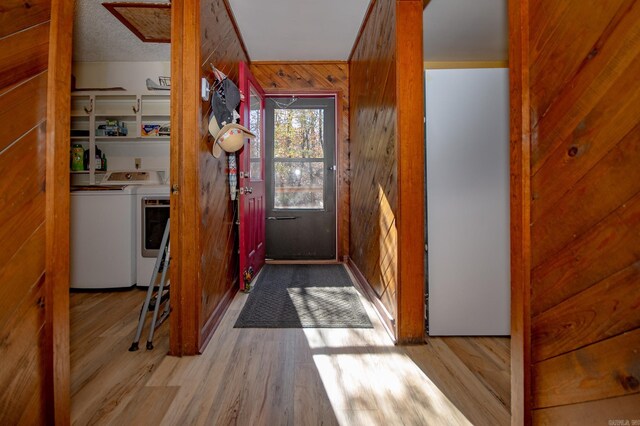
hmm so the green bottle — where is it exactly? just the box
[71,144,84,171]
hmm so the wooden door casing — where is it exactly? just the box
[251,62,350,262]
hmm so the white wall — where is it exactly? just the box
[73,61,171,92]
[73,61,171,176]
[426,68,510,335]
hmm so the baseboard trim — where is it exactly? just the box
[199,281,238,353]
[346,258,397,343]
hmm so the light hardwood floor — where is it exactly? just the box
[70,278,510,425]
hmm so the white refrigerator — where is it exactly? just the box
[426,68,510,335]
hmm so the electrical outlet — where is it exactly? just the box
[135,158,141,170]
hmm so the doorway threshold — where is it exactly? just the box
[266,259,341,265]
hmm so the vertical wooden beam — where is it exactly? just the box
[509,0,532,423]
[395,0,425,343]
[45,0,74,421]
[169,0,184,356]
[169,0,202,356]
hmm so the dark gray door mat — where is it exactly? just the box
[234,264,373,328]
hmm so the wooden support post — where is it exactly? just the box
[395,0,425,343]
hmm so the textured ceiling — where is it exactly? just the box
[228,0,370,61]
[73,0,170,62]
[423,0,508,62]
[73,0,506,63]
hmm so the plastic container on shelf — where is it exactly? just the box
[71,144,84,171]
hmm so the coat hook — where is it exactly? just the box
[84,98,94,114]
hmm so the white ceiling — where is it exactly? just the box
[423,0,508,62]
[73,0,170,62]
[72,0,506,63]
[228,0,370,61]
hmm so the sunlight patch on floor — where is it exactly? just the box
[303,327,472,425]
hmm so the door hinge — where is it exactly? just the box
[171,184,179,194]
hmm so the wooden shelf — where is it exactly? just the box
[93,140,170,146]
[95,136,169,141]
[70,91,170,184]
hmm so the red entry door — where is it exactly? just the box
[238,62,266,290]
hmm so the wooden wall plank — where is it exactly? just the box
[251,61,350,260]
[0,125,46,268]
[533,329,640,408]
[533,393,640,425]
[0,274,46,424]
[0,22,49,90]
[531,52,640,232]
[529,0,627,128]
[0,0,51,37]
[531,120,640,267]
[0,225,46,332]
[532,261,640,362]
[531,191,640,316]
[0,72,48,153]
[530,0,640,171]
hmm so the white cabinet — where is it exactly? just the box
[69,187,136,289]
[70,92,170,184]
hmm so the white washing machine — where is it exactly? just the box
[70,186,136,289]
[134,185,171,287]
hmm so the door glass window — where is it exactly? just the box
[249,86,262,180]
[273,108,325,209]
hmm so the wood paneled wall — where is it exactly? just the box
[349,0,424,343]
[350,0,398,329]
[511,0,640,422]
[0,0,72,422]
[170,0,248,355]
[250,61,350,259]
[198,0,248,349]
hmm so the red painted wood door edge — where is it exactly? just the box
[238,62,266,290]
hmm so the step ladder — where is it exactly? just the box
[129,221,171,351]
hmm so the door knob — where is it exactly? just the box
[240,186,253,195]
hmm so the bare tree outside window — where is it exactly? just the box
[273,108,325,209]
